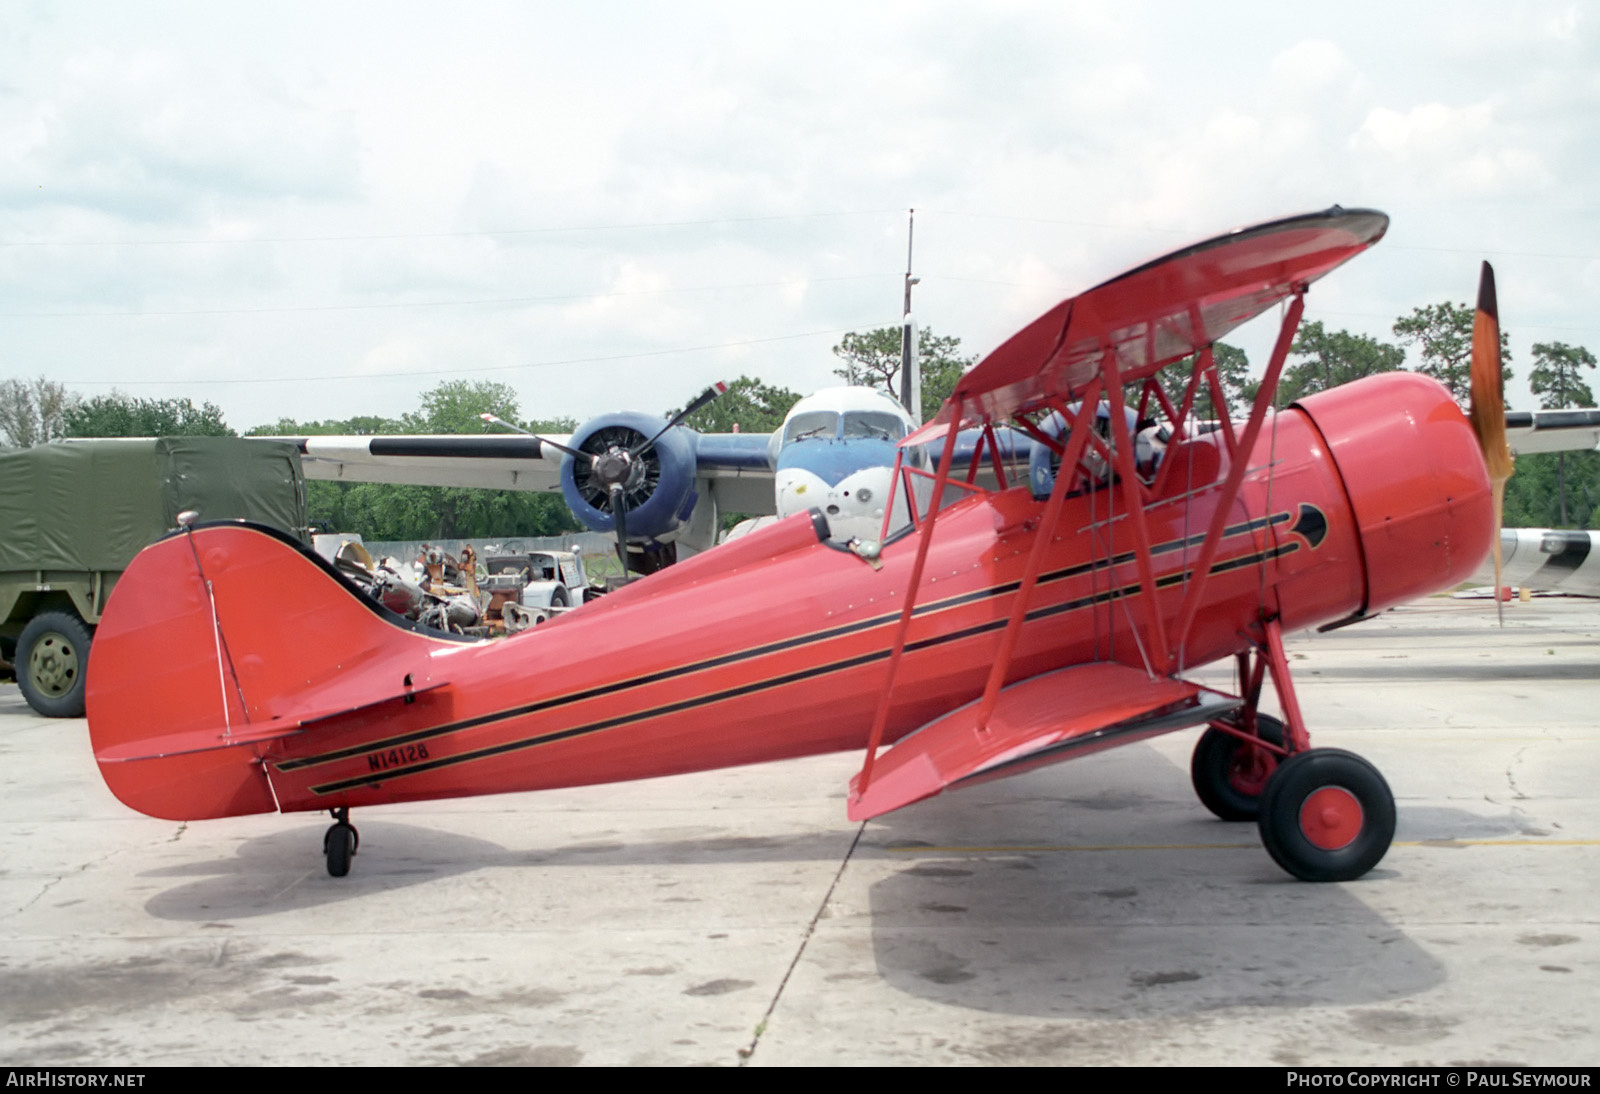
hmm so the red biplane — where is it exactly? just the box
[86,207,1508,883]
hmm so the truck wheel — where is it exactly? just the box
[18,611,92,718]
[550,587,569,609]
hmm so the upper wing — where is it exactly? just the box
[910,206,1389,440]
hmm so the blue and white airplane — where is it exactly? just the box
[287,383,933,574]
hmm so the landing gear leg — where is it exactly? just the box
[323,807,359,878]
[1247,618,1396,882]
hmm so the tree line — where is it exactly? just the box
[3,297,1595,533]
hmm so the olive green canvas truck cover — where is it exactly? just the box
[0,437,305,572]
[1,437,306,716]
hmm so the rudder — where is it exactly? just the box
[87,522,454,820]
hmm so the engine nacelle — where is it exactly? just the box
[558,411,699,543]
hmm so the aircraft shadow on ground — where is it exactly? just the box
[849,764,1456,1019]
[138,756,1535,1020]
[137,818,860,921]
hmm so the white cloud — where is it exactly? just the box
[1352,102,1548,194]
[2,0,1597,429]
[1269,39,1352,87]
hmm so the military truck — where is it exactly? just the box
[0,437,307,717]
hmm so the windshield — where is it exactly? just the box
[841,411,905,440]
[783,410,839,443]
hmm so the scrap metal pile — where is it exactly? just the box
[321,539,601,637]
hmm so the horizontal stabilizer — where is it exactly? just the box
[96,721,303,763]
[848,663,1237,820]
[95,681,449,763]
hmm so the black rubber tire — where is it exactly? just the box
[1191,714,1287,821]
[1258,748,1395,882]
[325,822,357,878]
[550,587,569,609]
[17,611,93,718]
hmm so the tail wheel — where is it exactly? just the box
[1258,749,1395,882]
[1190,714,1286,821]
[323,810,359,877]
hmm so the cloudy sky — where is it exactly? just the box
[3,1,1596,432]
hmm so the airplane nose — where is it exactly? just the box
[1296,372,1495,615]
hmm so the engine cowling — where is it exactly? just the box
[558,411,699,542]
[1295,372,1494,616]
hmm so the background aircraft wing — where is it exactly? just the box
[910,206,1389,440]
[1505,409,1600,454]
[289,430,775,501]
[293,434,568,491]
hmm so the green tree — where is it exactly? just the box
[403,379,522,435]
[1528,342,1596,410]
[1525,341,1598,525]
[0,377,77,447]
[248,414,406,437]
[249,380,580,541]
[831,326,976,422]
[669,375,801,434]
[1272,321,1405,405]
[62,393,234,437]
[1160,342,1251,420]
[1393,301,1513,405]
[1504,451,1600,530]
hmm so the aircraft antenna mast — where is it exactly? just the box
[899,208,922,425]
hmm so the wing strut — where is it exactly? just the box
[1100,343,1172,672]
[857,394,967,794]
[969,387,1103,730]
[1167,292,1306,670]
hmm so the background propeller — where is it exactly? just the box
[1467,261,1514,624]
[486,383,727,581]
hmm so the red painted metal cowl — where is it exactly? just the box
[1294,372,1494,616]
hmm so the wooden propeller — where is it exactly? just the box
[1467,261,1513,624]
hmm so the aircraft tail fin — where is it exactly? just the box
[87,522,455,820]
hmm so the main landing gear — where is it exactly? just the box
[1191,713,1286,822]
[323,807,359,877]
[1257,749,1394,882]
[1189,628,1397,882]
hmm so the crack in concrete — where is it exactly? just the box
[4,840,133,920]
[738,823,865,1066]
[1506,746,1529,802]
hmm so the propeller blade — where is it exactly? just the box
[628,382,728,458]
[1467,261,1513,625]
[480,413,593,462]
[609,482,630,581]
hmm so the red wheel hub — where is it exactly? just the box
[1299,786,1363,850]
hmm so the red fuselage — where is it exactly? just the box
[87,372,1491,823]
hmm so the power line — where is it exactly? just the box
[55,319,900,386]
[0,208,903,248]
[926,209,1600,263]
[0,273,897,319]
